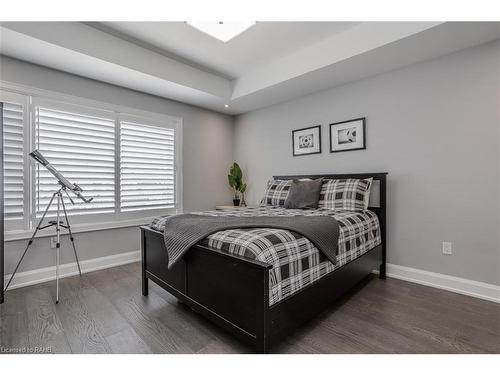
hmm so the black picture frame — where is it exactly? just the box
[292,125,322,157]
[329,117,366,153]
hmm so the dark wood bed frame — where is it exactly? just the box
[140,172,387,353]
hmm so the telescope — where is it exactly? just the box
[4,150,94,303]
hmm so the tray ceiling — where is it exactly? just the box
[1,22,499,114]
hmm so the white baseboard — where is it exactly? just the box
[4,250,141,290]
[377,263,500,304]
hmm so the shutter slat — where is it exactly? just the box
[121,189,174,196]
[38,109,115,127]
[121,152,174,161]
[38,129,114,144]
[121,134,174,145]
[36,138,115,151]
[120,121,175,211]
[119,159,174,166]
[36,107,116,216]
[37,150,115,161]
[37,121,115,138]
[36,144,115,157]
[118,145,174,156]
[121,180,174,186]
[120,121,174,136]
[122,194,174,202]
[121,139,174,151]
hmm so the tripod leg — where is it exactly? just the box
[4,191,58,293]
[55,193,61,304]
[60,193,82,277]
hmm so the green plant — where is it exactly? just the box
[228,162,247,199]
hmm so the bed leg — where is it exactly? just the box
[142,275,149,296]
[379,263,386,280]
[141,228,149,296]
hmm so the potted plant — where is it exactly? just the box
[228,162,247,207]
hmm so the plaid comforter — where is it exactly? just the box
[151,207,381,306]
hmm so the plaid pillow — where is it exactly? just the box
[260,179,292,206]
[318,178,373,211]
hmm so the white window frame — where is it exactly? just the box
[1,82,183,241]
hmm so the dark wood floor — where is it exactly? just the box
[1,262,499,354]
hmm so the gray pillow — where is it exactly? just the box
[284,178,323,209]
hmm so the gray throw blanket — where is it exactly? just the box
[162,214,340,269]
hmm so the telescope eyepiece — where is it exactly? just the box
[29,150,50,166]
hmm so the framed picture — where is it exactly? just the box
[329,117,366,153]
[292,125,322,157]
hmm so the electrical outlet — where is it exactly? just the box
[50,237,57,249]
[442,241,453,255]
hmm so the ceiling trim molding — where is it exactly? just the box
[84,22,234,80]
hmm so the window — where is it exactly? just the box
[120,120,176,212]
[1,86,181,235]
[35,105,116,216]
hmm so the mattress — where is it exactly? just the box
[150,207,381,306]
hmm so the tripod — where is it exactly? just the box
[4,184,82,304]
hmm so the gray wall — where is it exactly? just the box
[3,40,500,287]
[1,56,234,274]
[234,41,500,285]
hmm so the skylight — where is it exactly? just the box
[186,21,256,42]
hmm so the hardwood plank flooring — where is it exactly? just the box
[106,328,152,354]
[1,262,499,354]
[23,287,71,353]
[55,292,111,353]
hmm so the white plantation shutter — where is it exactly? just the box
[1,87,181,233]
[120,121,175,212]
[2,101,24,219]
[35,106,116,216]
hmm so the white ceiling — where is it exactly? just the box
[94,22,359,78]
[1,22,499,115]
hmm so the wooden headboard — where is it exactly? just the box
[273,172,388,272]
[273,172,386,210]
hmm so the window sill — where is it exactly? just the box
[4,217,159,242]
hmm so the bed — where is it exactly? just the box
[140,172,387,353]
